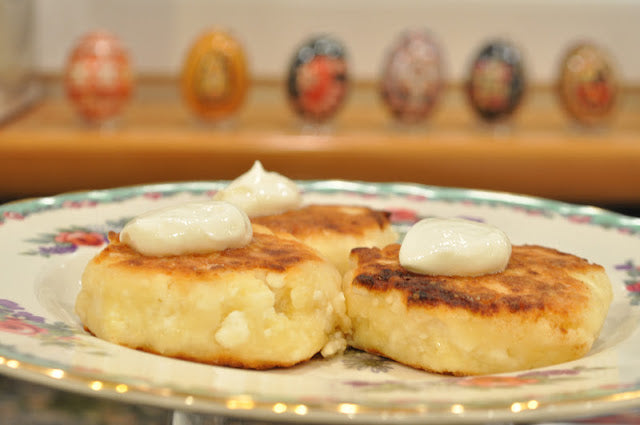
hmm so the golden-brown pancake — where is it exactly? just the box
[75,224,350,369]
[253,204,398,274]
[343,244,613,375]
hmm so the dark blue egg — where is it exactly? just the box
[466,40,526,122]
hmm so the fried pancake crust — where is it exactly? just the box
[98,226,321,275]
[351,244,595,316]
[344,244,613,375]
[253,205,398,273]
[253,204,391,237]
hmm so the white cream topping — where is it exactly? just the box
[399,217,511,276]
[120,201,252,256]
[214,160,302,217]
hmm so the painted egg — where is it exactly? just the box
[181,30,249,122]
[466,40,526,122]
[64,30,133,123]
[558,42,618,126]
[287,35,349,123]
[380,29,445,124]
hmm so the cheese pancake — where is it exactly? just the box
[75,225,350,369]
[343,244,613,375]
[253,204,398,274]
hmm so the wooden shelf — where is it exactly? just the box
[1,80,639,205]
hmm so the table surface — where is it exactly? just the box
[1,81,639,206]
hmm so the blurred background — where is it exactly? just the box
[1,2,640,424]
[27,0,640,83]
[1,0,639,213]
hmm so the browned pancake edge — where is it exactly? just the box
[93,226,322,278]
[350,244,602,317]
[253,204,392,238]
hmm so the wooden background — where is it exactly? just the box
[1,79,639,212]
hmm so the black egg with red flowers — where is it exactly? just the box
[466,40,526,122]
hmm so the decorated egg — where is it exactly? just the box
[558,42,618,126]
[380,29,445,124]
[181,30,249,122]
[466,40,526,122]
[287,35,349,123]
[64,30,133,123]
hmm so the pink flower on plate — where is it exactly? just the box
[62,200,97,208]
[143,192,164,200]
[626,282,640,292]
[387,208,419,223]
[406,194,428,202]
[457,375,538,388]
[568,215,592,224]
[618,227,634,235]
[359,193,379,199]
[2,211,24,220]
[54,231,106,246]
[0,317,47,336]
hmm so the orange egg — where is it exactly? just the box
[557,42,618,126]
[181,30,249,121]
[64,30,133,123]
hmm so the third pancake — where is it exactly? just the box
[343,244,613,375]
[253,204,398,274]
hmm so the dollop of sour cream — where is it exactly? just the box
[214,160,302,217]
[399,217,511,276]
[120,201,252,256]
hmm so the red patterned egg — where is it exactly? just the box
[380,29,445,124]
[558,42,618,126]
[64,30,133,123]
[181,30,249,122]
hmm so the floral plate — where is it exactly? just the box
[1,180,640,424]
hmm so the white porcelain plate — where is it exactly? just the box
[1,180,640,424]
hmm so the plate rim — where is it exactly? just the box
[3,179,639,225]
